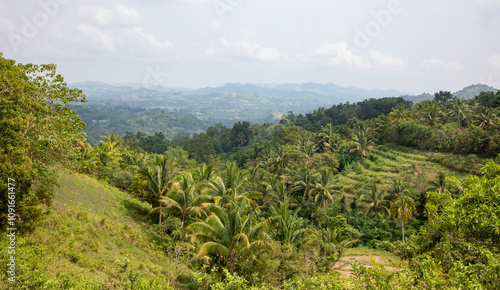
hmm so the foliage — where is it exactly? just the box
[0,54,86,230]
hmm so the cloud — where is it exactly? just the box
[488,54,500,70]
[368,51,409,71]
[476,0,500,8]
[0,17,16,33]
[221,37,281,62]
[173,0,212,4]
[79,5,141,26]
[130,27,173,51]
[312,41,368,68]
[77,24,116,51]
[421,58,464,72]
[308,42,408,71]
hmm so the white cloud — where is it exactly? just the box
[0,17,16,33]
[369,51,409,71]
[130,27,173,51]
[79,5,141,26]
[421,58,464,72]
[476,0,500,8]
[312,41,367,68]
[77,24,116,51]
[174,0,212,4]
[221,37,281,62]
[488,54,500,70]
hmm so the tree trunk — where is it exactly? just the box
[401,220,405,244]
[159,203,162,224]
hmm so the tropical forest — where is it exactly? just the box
[1,54,500,290]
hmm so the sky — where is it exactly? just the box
[1,0,500,94]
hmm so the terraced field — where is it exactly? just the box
[339,144,482,196]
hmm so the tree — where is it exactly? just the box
[270,200,304,245]
[414,100,443,126]
[0,55,86,229]
[310,169,341,208]
[161,173,207,229]
[434,90,453,105]
[449,97,470,129]
[349,124,378,159]
[187,202,269,273]
[389,191,415,244]
[359,183,390,216]
[131,155,178,224]
[389,105,413,123]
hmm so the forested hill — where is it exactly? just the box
[71,105,209,144]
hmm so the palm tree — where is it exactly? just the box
[291,165,319,202]
[473,107,497,131]
[359,183,390,216]
[449,97,470,129]
[427,172,448,194]
[390,191,416,244]
[349,125,378,159]
[267,145,291,176]
[187,203,269,273]
[389,105,413,123]
[323,224,358,263]
[202,163,260,210]
[310,169,341,208]
[132,155,178,224]
[195,163,216,182]
[161,173,208,229]
[415,100,443,126]
[270,200,304,245]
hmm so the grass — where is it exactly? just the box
[338,144,477,195]
[0,170,181,289]
[334,247,403,277]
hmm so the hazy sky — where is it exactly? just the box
[1,0,500,94]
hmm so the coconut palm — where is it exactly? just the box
[270,200,304,245]
[195,163,216,182]
[161,173,208,229]
[187,202,269,273]
[310,169,341,208]
[349,125,378,159]
[359,183,390,216]
[389,105,413,123]
[323,223,358,263]
[291,165,319,202]
[449,97,471,129]
[473,107,497,131]
[427,172,448,194]
[202,162,260,209]
[267,145,291,176]
[390,191,416,244]
[131,155,178,224]
[415,100,443,126]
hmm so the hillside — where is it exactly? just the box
[71,105,209,144]
[0,170,182,289]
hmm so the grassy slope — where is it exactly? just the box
[0,171,180,289]
[339,144,477,196]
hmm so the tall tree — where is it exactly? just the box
[0,55,86,229]
[359,183,390,216]
[310,169,341,208]
[349,124,378,159]
[187,202,269,273]
[390,191,415,244]
[132,155,178,224]
[161,173,207,229]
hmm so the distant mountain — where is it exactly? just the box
[402,84,499,103]
[191,82,405,103]
[454,84,498,99]
[70,82,498,129]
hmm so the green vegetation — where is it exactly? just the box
[2,55,500,289]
